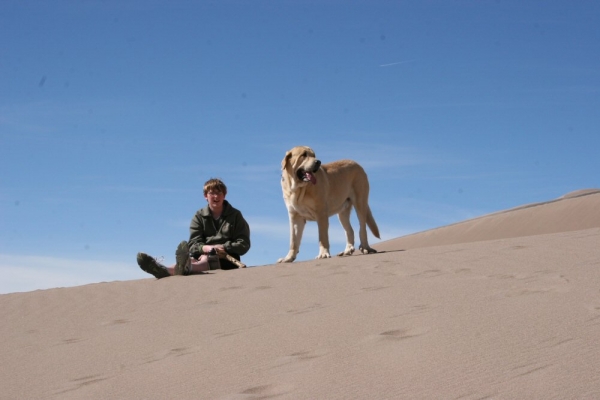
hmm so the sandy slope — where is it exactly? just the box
[1,190,600,399]
[375,189,600,251]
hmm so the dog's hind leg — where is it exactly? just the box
[355,202,378,255]
[337,202,356,256]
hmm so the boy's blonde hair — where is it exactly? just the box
[203,178,227,196]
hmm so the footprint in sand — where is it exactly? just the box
[219,285,244,291]
[142,346,195,365]
[411,269,445,278]
[286,303,326,315]
[239,383,295,397]
[100,318,130,326]
[55,374,108,395]
[361,285,390,292]
[268,349,327,371]
[61,337,84,345]
[379,327,426,341]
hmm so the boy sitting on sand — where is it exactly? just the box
[137,178,251,277]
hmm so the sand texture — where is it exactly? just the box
[1,190,600,399]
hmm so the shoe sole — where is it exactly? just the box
[137,253,171,279]
[175,241,190,275]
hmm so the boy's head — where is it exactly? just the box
[203,178,227,197]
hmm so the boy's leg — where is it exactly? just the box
[167,256,210,274]
[174,241,191,275]
[137,253,172,279]
[188,255,211,274]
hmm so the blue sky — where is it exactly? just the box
[1,0,599,294]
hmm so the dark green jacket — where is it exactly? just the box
[188,200,251,259]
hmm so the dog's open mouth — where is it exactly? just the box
[297,161,321,184]
[297,169,317,184]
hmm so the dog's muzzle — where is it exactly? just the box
[297,160,321,184]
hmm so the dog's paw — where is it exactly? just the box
[277,251,297,263]
[359,246,377,255]
[277,257,295,263]
[337,245,355,257]
[315,253,331,259]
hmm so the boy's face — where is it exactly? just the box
[204,189,225,209]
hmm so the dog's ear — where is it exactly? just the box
[281,151,292,170]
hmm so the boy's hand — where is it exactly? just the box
[214,246,227,258]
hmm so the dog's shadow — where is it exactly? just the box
[344,249,405,257]
[380,249,405,254]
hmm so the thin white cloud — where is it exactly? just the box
[380,59,416,67]
[0,213,429,294]
[0,99,133,135]
[246,217,291,238]
[305,141,444,170]
[0,254,143,294]
[168,141,440,188]
[247,214,407,249]
[98,185,190,194]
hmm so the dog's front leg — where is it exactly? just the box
[277,212,306,263]
[316,214,331,259]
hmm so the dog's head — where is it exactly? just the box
[281,146,322,187]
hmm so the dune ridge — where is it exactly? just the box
[375,189,600,252]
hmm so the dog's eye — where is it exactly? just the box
[302,151,307,157]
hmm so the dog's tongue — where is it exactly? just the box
[305,171,317,184]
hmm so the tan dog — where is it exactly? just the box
[278,146,380,263]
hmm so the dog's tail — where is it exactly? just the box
[367,207,380,239]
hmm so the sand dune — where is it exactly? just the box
[375,189,600,251]
[1,190,600,399]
